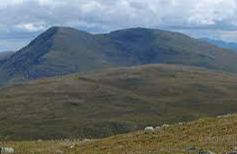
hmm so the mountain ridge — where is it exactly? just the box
[1,26,237,85]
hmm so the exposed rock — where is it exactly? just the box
[0,147,14,154]
[162,124,170,128]
[144,126,154,132]
[186,146,215,154]
[155,126,161,131]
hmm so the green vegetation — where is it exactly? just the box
[0,64,236,140]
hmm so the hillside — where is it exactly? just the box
[1,27,237,85]
[102,28,237,70]
[201,38,237,51]
[3,114,237,153]
[0,64,237,140]
[74,114,237,154]
[0,27,112,84]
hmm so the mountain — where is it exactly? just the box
[0,27,113,84]
[0,51,14,65]
[0,64,237,140]
[0,27,237,85]
[201,38,237,51]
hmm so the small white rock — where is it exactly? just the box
[155,126,161,131]
[0,147,14,154]
[144,126,154,132]
[162,124,170,128]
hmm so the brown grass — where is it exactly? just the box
[2,114,237,153]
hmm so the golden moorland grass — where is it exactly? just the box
[0,64,237,140]
[2,114,237,154]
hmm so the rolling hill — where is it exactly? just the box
[1,27,237,85]
[0,64,237,140]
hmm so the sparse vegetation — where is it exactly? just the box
[0,64,236,140]
[2,114,237,153]
[1,27,237,85]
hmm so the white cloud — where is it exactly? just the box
[0,0,236,32]
[188,0,237,26]
[1,0,237,50]
[0,0,24,8]
[16,22,48,32]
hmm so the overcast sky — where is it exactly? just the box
[1,0,237,51]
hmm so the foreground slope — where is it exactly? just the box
[1,27,237,84]
[0,64,237,140]
[75,114,237,154]
[3,114,237,153]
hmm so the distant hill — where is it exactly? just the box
[0,51,14,65]
[0,64,237,140]
[201,38,237,51]
[0,27,237,85]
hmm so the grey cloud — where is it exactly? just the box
[1,0,237,51]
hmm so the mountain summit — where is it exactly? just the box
[0,26,237,84]
[0,27,110,83]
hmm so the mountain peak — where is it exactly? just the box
[1,26,237,85]
[46,26,91,35]
[28,26,91,48]
[47,26,79,33]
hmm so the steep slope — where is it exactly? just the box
[1,27,237,85]
[0,27,111,84]
[0,64,237,140]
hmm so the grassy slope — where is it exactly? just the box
[75,114,237,154]
[3,114,237,153]
[0,64,237,140]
